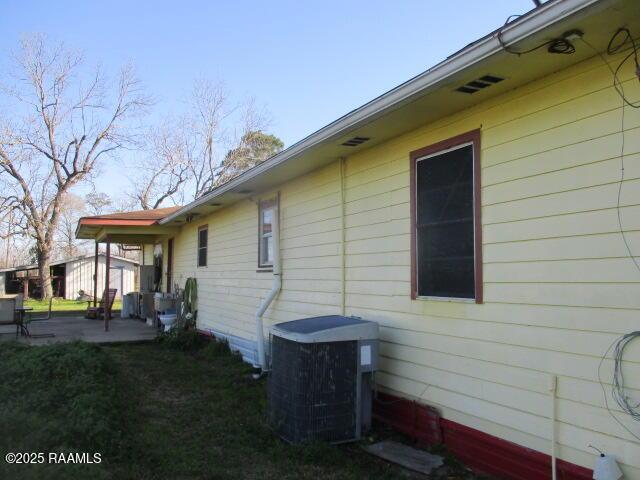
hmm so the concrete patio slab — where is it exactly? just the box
[0,314,157,345]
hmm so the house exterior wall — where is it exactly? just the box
[64,256,136,300]
[167,51,640,476]
[141,244,155,265]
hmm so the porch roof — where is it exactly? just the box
[76,207,181,243]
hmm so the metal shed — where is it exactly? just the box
[0,254,138,300]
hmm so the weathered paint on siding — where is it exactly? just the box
[64,256,136,300]
[168,51,640,476]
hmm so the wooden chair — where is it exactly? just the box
[86,288,117,319]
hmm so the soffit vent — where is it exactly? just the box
[455,75,505,94]
[341,136,370,147]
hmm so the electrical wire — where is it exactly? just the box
[612,332,640,421]
[605,28,640,109]
[582,27,640,441]
[496,15,576,56]
[598,335,640,442]
[580,32,640,276]
[496,17,640,436]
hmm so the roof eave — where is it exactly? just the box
[159,0,605,225]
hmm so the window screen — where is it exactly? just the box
[197,226,208,267]
[416,143,475,298]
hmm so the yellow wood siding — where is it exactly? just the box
[168,50,640,476]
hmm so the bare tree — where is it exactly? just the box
[0,35,150,298]
[184,79,231,199]
[0,207,29,268]
[129,81,283,207]
[130,119,191,209]
[85,191,113,216]
[55,193,88,258]
[214,100,283,187]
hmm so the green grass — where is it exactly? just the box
[0,341,126,480]
[24,298,122,313]
[0,337,430,480]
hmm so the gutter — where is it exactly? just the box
[159,0,605,226]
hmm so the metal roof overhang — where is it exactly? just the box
[158,0,638,226]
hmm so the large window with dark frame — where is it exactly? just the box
[258,198,275,268]
[197,225,208,267]
[411,130,482,302]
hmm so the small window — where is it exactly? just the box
[197,225,208,267]
[410,130,482,302]
[258,198,276,268]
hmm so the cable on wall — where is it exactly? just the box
[612,332,640,422]
[494,14,640,451]
[581,27,640,441]
[498,18,640,441]
[580,30,640,276]
[598,334,640,442]
[604,28,640,109]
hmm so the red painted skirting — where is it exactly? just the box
[373,392,443,445]
[197,328,215,338]
[373,392,593,480]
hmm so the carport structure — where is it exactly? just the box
[75,206,180,330]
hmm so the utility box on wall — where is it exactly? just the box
[268,315,379,444]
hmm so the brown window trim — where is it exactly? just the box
[257,194,279,269]
[197,224,208,268]
[409,129,483,304]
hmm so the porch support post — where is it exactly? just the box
[104,238,111,331]
[93,241,99,307]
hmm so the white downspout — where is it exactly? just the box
[255,194,281,372]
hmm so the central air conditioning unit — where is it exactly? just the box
[268,315,379,444]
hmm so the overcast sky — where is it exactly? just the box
[1,0,537,201]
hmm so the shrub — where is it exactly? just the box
[156,327,209,351]
[201,338,232,358]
